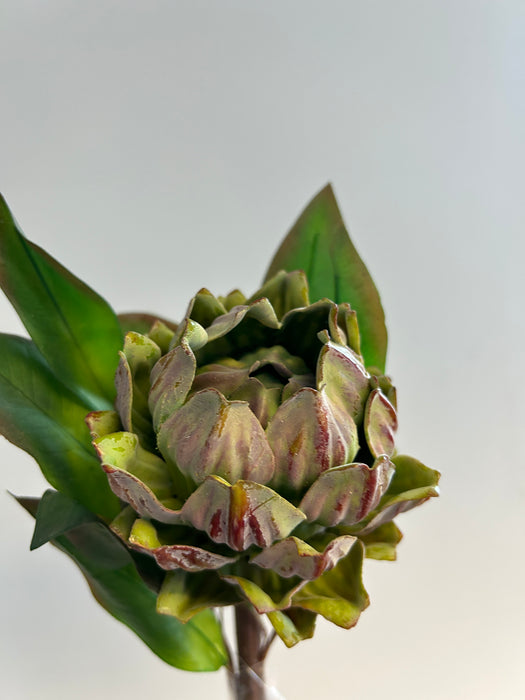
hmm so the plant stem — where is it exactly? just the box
[229,603,270,700]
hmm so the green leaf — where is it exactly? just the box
[292,540,369,628]
[0,334,120,519]
[265,184,388,371]
[0,195,123,405]
[358,521,403,561]
[31,489,98,550]
[16,494,228,672]
[267,608,317,648]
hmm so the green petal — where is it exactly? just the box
[317,341,370,423]
[279,299,335,369]
[221,570,306,613]
[248,270,310,320]
[251,535,356,580]
[128,518,237,572]
[158,389,275,485]
[354,454,440,535]
[267,608,317,648]
[264,184,387,371]
[197,299,281,365]
[148,341,196,430]
[0,195,123,405]
[292,539,369,628]
[299,456,394,527]
[16,496,228,672]
[267,388,358,492]
[0,334,119,519]
[95,432,184,523]
[181,476,306,552]
[186,288,228,327]
[118,312,177,340]
[115,332,160,450]
[364,388,398,458]
[85,410,121,440]
[158,570,239,623]
[358,522,403,561]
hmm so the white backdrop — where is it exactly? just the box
[1,2,524,699]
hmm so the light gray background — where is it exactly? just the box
[1,2,524,699]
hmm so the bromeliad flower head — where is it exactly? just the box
[0,185,440,667]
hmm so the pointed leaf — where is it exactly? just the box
[0,195,123,404]
[265,184,387,371]
[0,334,119,519]
[30,489,98,550]
[16,496,228,671]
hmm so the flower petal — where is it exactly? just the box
[267,388,359,492]
[181,476,306,551]
[364,388,398,457]
[94,432,183,524]
[158,388,275,485]
[317,341,370,423]
[148,341,196,430]
[299,456,394,527]
[251,535,356,580]
[266,608,317,648]
[114,332,161,450]
[158,571,239,623]
[292,539,369,629]
[128,519,236,572]
[248,270,310,320]
[354,454,440,535]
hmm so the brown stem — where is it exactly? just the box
[229,603,269,700]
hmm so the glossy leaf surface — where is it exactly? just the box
[0,195,122,404]
[17,494,228,672]
[264,185,387,371]
[0,334,119,519]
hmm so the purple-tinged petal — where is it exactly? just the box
[185,288,227,328]
[267,388,359,492]
[148,341,196,430]
[354,454,440,535]
[251,535,356,580]
[247,270,310,320]
[158,388,274,485]
[205,298,280,342]
[364,388,398,457]
[229,377,281,428]
[317,341,370,423]
[128,520,236,572]
[94,432,183,524]
[299,456,394,527]
[191,362,250,397]
[292,539,369,629]
[181,476,306,552]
